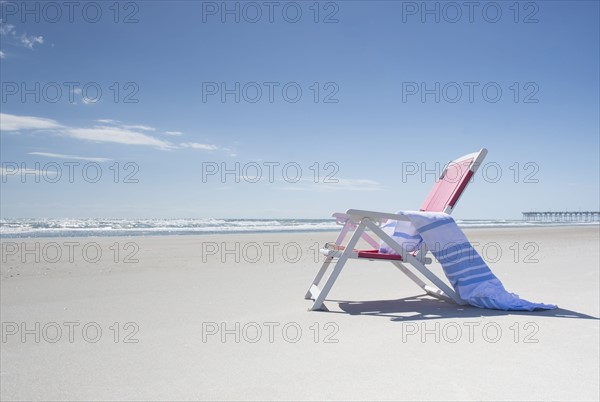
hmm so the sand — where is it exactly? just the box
[1,226,599,401]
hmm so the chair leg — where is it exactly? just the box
[304,220,354,299]
[310,220,367,311]
[304,256,334,299]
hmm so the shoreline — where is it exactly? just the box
[1,221,598,239]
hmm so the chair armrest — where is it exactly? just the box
[346,209,412,223]
[331,212,353,225]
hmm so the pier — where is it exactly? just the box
[522,211,600,222]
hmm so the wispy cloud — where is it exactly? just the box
[164,131,183,136]
[0,50,5,58]
[330,178,381,187]
[28,152,112,163]
[180,142,220,151]
[67,126,174,149]
[20,34,44,49]
[1,166,58,177]
[94,119,155,131]
[0,23,12,36]
[0,113,62,131]
[66,88,99,106]
[1,113,173,149]
[0,22,44,53]
[95,119,120,124]
[283,178,383,192]
[1,113,226,153]
[317,178,383,191]
[122,124,156,131]
[81,97,98,105]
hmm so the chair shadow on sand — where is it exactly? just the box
[321,295,599,321]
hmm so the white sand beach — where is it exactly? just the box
[1,226,598,401]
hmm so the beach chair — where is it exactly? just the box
[305,148,488,311]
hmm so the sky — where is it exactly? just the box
[0,0,599,219]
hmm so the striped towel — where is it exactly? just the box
[380,211,557,311]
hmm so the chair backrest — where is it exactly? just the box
[419,148,487,214]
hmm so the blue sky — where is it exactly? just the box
[1,0,598,219]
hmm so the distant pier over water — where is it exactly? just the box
[522,211,600,222]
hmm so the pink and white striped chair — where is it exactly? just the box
[305,148,488,311]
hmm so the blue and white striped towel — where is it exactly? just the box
[380,211,557,311]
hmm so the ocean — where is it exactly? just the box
[1,217,597,238]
